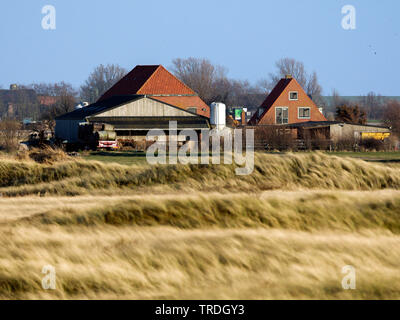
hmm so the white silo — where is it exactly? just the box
[210,102,226,131]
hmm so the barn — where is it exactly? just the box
[97,65,209,117]
[55,65,210,147]
[56,95,210,147]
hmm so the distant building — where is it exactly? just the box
[246,76,392,147]
[0,85,59,120]
[55,65,210,145]
[37,95,58,107]
[0,87,37,105]
[286,121,391,143]
[0,86,37,118]
[248,75,326,125]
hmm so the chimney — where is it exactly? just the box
[285,74,292,79]
[241,110,246,125]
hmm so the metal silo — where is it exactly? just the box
[210,102,226,131]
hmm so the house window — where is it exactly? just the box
[275,107,289,124]
[187,107,197,114]
[289,91,298,100]
[298,107,311,119]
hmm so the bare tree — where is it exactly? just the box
[306,71,323,102]
[29,83,58,96]
[220,79,264,107]
[24,82,77,99]
[171,57,228,104]
[331,89,344,108]
[270,58,307,87]
[172,57,263,106]
[39,82,78,130]
[383,100,400,135]
[80,64,127,103]
[360,92,385,120]
[257,79,271,95]
[260,58,323,104]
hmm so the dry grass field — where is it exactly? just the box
[1,151,400,299]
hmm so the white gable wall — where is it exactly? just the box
[95,97,196,118]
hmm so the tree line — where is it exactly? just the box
[1,57,399,136]
[0,57,324,121]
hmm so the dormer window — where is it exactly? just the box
[289,91,298,101]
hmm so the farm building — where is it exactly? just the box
[246,121,391,150]
[56,95,210,147]
[248,75,326,125]
[287,121,391,142]
[97,65,210,117]
[55,65,210,148]
[246,75,391,147]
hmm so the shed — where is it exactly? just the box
[287,121,391,142]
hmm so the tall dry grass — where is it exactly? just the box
[0,190,399,299]
[1,152,400,196]
[1,153,400,299]
[12,190,400,233]
[1,225,400,300]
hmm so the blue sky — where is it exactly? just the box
[0,0,399,95]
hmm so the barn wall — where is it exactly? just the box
[55,119,82,142]
[330,124,390,142]
[97,98,197,118]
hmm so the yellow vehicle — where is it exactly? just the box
[361,132,391,141]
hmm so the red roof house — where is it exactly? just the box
[248,75,326,125]
[98,65,210,118]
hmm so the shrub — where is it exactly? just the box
[360,138,385,151]
[254,126,295,151]
[0,119,21,153]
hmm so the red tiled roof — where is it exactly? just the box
[137,66,196,96]
[97,65,196,102]
[248,78,292,125]
[151,96,210,118]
